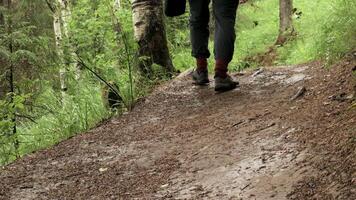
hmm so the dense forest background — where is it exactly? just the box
[0,0,355,166]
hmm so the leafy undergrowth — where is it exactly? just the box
[168,0,356,70]
[277,0,356,65]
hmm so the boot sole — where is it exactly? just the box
[215,83,239,92]
[193,80,210,86]
[192,76,209,85]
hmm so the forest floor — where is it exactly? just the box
[0,54,355,200]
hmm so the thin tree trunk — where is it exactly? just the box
[6,0,19,158]
[52,0,67,99]
[59,0,80,80]
[132,0,174,77]
[0,0,4,25]
[114,0,120,10]
[276,0,294,45]
[59,0,70,37]
[0,0,5,99]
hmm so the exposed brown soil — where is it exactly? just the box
[0,55,355,200]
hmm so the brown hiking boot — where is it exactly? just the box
[214,75,239,92]
[192,70,209,85]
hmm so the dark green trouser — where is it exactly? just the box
[189,0,239,62]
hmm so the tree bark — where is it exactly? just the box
[276,0,294,45]
[5,0,19,158]
[52,0,67,99]
[58,0,80,80]
[50,0,78,98]
[0,0,5,99]
[114,0,120,10]
[0,0,4,26]
[132,0,174,77]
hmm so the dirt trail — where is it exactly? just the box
[0,57,355,200]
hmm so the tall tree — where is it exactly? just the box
[47,0,78,100]
[4,0,19,158]
[0,0,5,98]
[51,0,68,98]
[58,0,80,80]
[132,0,174,77]
[0,0,4,25]
[276,0,294,45]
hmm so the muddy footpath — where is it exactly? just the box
[0,55,355,200]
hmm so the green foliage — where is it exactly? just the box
[277,0,356,65]
[315,0,356,63]
[0,0,151,166]
[0,0,52,164]
[0,76,112,165]
[236,0,355,66]
[233,0,279,65]
[166,14,195,72]
[0,93,26,164]
[16,79,109,159]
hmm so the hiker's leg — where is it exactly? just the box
[189,0,211,72]
[213,0,239,77]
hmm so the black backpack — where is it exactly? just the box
[164,0,186,17]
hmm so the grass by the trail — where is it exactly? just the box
[168,0,356,71]
[277,0,356,65]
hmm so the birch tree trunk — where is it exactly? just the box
[58,0,80,80]
[276,0,294,45]
[132,0,174,77]
[50,0,77,100]
[114,0,120,10]
[52,0,67,99]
